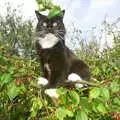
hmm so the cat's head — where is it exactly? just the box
[35,10,66,39]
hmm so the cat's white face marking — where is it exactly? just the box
[45,88,59,98]
[38,33,59,49]
[67,73,82,82]
[37,77,48,86]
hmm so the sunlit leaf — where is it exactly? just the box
[80,97,92,113]
[96,103,107,114]
[0,73,11,87]
[30,97,43,118]
[89,87,101,99]
[76,111,88,120]
[56,107,73,120]
[100,87,110,101]
[70,90,80,106]
[7,82,25,100]
[48,6,61,19]
[113,98,120,106]
[110,80,120,93]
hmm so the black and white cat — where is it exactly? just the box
[35,10,90,97]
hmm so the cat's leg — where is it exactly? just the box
[45,88,59,98]
[48,68,68,88]
[67,73,84,88]
[37,77,48,86]
[70,60,91,81]
[44,88,59,106]
[37,61,50,87]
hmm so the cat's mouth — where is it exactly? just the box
[46,29,55,34]
[37,33,59,49]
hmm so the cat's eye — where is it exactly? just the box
[43,22,47,27]
[53,22,57,27]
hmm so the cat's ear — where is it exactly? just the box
[61,10,65,18]
[35,10,46,21]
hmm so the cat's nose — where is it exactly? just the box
[48,28,51,30]
[48,27,52,30]
[48,27,53,33]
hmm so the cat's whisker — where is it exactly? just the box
[56,33,65,41]
[56,33,64,37]
[36,31,46,36]
[57,33,64,39]
[57,29,65,32]
[56,31,65,35]
[56,31,65,34]
[36,31,44,34]
[55,29,65,32]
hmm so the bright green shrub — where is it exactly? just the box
[0,3,120,120]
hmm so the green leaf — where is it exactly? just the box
[36,0,42,4]
[48,6,61,19]
[0,56,7,64]
[100,87,110,101]
[96,103,107,114]
[56,107,73,120]
[30,97,43,118]
[113,98,120,105]
[70,91,80,106]
[7,82,25,100]
[76,111,88,120]
[39,117,51,120]
[57,87,67,95]
[110,80,120,93]
[80,97,92,113]
[93,67,100,75]
[38,4,46,11]
[89,87,101,99]
[0,73,11,87]
[65,109,74,117]
[57,88,68,104]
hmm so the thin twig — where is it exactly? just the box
[30,76,119,90]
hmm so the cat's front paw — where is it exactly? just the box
[67,73,82,82]
[37,77,48,86]
[45,88,59,99]
[75,83,84,88]
[67,73,84,88]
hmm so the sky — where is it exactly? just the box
[0,0,120,50]
[0,0,120,29]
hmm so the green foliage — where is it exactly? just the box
[69,91,80,106]
[56,107,73,120]
[35,0,62,19]
[30,97,43,118]
[0,4,120,120]
[48,6,62,19]
[76,111,88,120]
[0,5,35,59]
[89,87,101,99]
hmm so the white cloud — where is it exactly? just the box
[0,0,37,20]
[91,0,119,8]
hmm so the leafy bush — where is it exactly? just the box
[0,3,120,120]
[0,4,35,59]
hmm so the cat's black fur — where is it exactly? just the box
[35,10,90,88]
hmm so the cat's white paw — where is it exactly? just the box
[37,77,48,86]
[75,83,84,88]
[45,89,59,99]
[67,73,82,82]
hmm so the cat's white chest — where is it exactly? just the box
[38,33,59,49]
